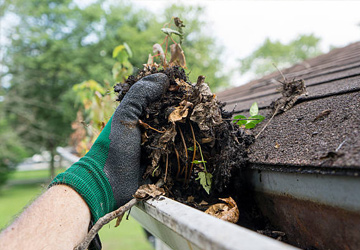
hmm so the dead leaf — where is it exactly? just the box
[199,200,209,206]
[153,43,166,64]
[134,184,165,200]
[205,197,239,223]
[187,196,195,203]
[115,213,124,227]
[272,79,307,115]
[168,100,193,123]
[190,99,222,131]
[170,43,186,68]
[158,124,177,146]
[147,54,153,65]
[274,142,280,149]
[168,106,189,123]
[175,78,191,91]
[201,138,213,144]
[314,109,332,122]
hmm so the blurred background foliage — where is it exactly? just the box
[239,34,322,77]
[0,0,228,182]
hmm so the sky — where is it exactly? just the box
[2,0,360,88]
[131,0,360,86]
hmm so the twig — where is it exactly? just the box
[273,63,286,83]
[336,139,347,152]
[189,123,197,183]
[74,180,165,250]
[224,118,262,121]
[139,119,165,133]
[173,143,181,179]
[164,153,169,183]
[255,107,279,139]
[178,126,188,176]
[74,198,138,250]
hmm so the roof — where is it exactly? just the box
[217,42,360,174]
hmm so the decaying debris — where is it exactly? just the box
[257,230,286,241]
[256,76,307,139]
[134,184,166,200]
[205,197,239,223]
[271,78,307,115]
[313,109,332,122]
[115,66,253,205]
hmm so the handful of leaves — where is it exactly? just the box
[115,18,253,219]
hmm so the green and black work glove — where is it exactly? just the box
[50,73,169,248]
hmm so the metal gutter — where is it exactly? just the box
[246,169,360,249]
[57,146,298,250]
[132,197,298,250]
[56,146,80,164]
[57,146,360,249]
[249,170,360,212]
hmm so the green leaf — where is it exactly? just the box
[123,42,133,58]
[192,160,207,164]
[244,115,265,129]
[233,115,247,125]
[249,115,265,125]
[161,28,182,37]
[112,45,125,58]
[250,102,259,116]
[245,122,256,129]
[196,171,212,194]
[187,146,194,151]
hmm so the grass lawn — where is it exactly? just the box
[0,170,153,250]
[8,168,66,181]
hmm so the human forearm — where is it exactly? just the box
[0,185,90,250]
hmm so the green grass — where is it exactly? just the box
[8,168,66,181]
[0,171,153,250]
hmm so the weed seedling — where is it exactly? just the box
[189,141,212,195]
[232,102,265,129]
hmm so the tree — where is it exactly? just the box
[239,34,322,77]
[1,0,228,178]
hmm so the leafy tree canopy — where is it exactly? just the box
[239,34,322,77]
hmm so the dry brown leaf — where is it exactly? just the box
[134,184,165,200]
[175,78,191,91]
[146,54,153,65]
[199,200,209,206]
[168,106,189,123]
[114,213,124,227]
[153,43,166,64]
[187,196,195,203]
[170,43,186,68]
[205,197,239,223]
[190,100,222,131]
[168,100,193,123]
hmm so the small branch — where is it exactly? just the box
[74,180,165,250]
[173,143,181,179]
[255,108,279,139]
[139,119,165,133]
[189,123,197,183]
[178,126,188,176]
[164,153,169,183]
[74,198,138,250]
[224,118,262,121]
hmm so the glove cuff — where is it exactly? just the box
[49,155,116,222]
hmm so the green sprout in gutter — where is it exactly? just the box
[232,102,265,129]
[189,141,212,195]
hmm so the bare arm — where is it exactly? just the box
[0,185,90,250]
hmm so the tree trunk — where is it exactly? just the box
[49,148,55,180]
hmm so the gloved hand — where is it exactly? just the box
[50,73,169,248]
